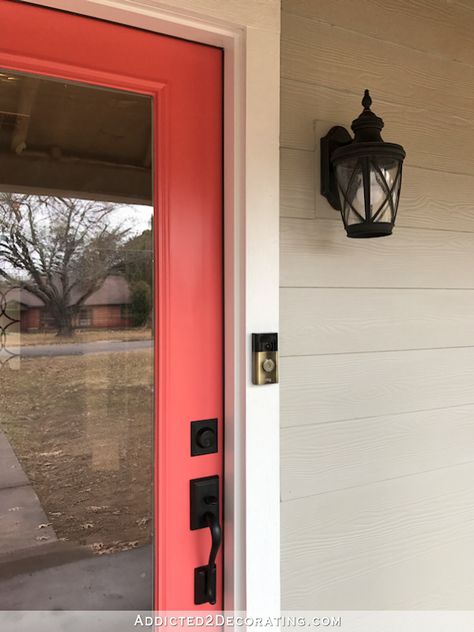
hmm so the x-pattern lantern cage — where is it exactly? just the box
[321,90,406,238]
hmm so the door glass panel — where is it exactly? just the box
[0,70,154,610]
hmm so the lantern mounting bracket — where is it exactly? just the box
[320,126,352,211]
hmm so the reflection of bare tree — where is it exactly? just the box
[0,193,129,336]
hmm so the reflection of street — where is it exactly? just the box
[10,338,152,358]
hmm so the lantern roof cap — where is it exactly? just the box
[331,140,406,163]
[351,89,385,143]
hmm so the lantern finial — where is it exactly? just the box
[362,89,372,110]
[351,89,384,143]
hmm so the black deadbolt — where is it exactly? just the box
[191,419,218,456]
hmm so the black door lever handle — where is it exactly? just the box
[203,510,222,605]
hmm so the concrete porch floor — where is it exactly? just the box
[0,545,153,610]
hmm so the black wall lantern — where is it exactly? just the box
[321,90,406,238]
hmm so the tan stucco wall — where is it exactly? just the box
[280,0,474,609]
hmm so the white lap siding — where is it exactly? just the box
[280,0,474,609]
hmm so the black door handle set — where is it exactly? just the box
[190,474,222,605]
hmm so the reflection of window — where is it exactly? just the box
[5,299,21,323]
[120,304,129,320]
[41,311,56,329]
[78,307,92,327]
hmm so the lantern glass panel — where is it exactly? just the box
[335,156,402,228]
[334,158,363,226]
[370,158,401,222]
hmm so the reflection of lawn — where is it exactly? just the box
[8,328,153,347]
[0,348,154,554]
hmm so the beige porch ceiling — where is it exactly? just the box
[0,71,152,203]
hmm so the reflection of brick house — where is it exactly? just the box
[10,275,132,332]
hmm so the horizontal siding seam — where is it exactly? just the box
[454,0,474,13]
[280,344,474,359]
[280,144,474,181]
[280,401,474,430]
[279,286,474,292]
[281,216,474,237]
[282,75,427,111]
[281,9,474,71]
[279,212,474,234]
[280,73,474,130]
[280,285,474,291]
[280,458,474,505]
[280,146,314,153]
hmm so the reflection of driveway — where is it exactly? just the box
[10,339,152,358]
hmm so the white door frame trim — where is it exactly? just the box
[22,0,281,614]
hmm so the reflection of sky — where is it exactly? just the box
[110,204,153,237]
[0,199,153,281]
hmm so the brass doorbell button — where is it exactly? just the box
[262,358,276,373]
[252,333,279,385]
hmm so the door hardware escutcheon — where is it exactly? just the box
[190,475,221,605]
[191,419,218,456]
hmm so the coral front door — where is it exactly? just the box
[0,0,223,612]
